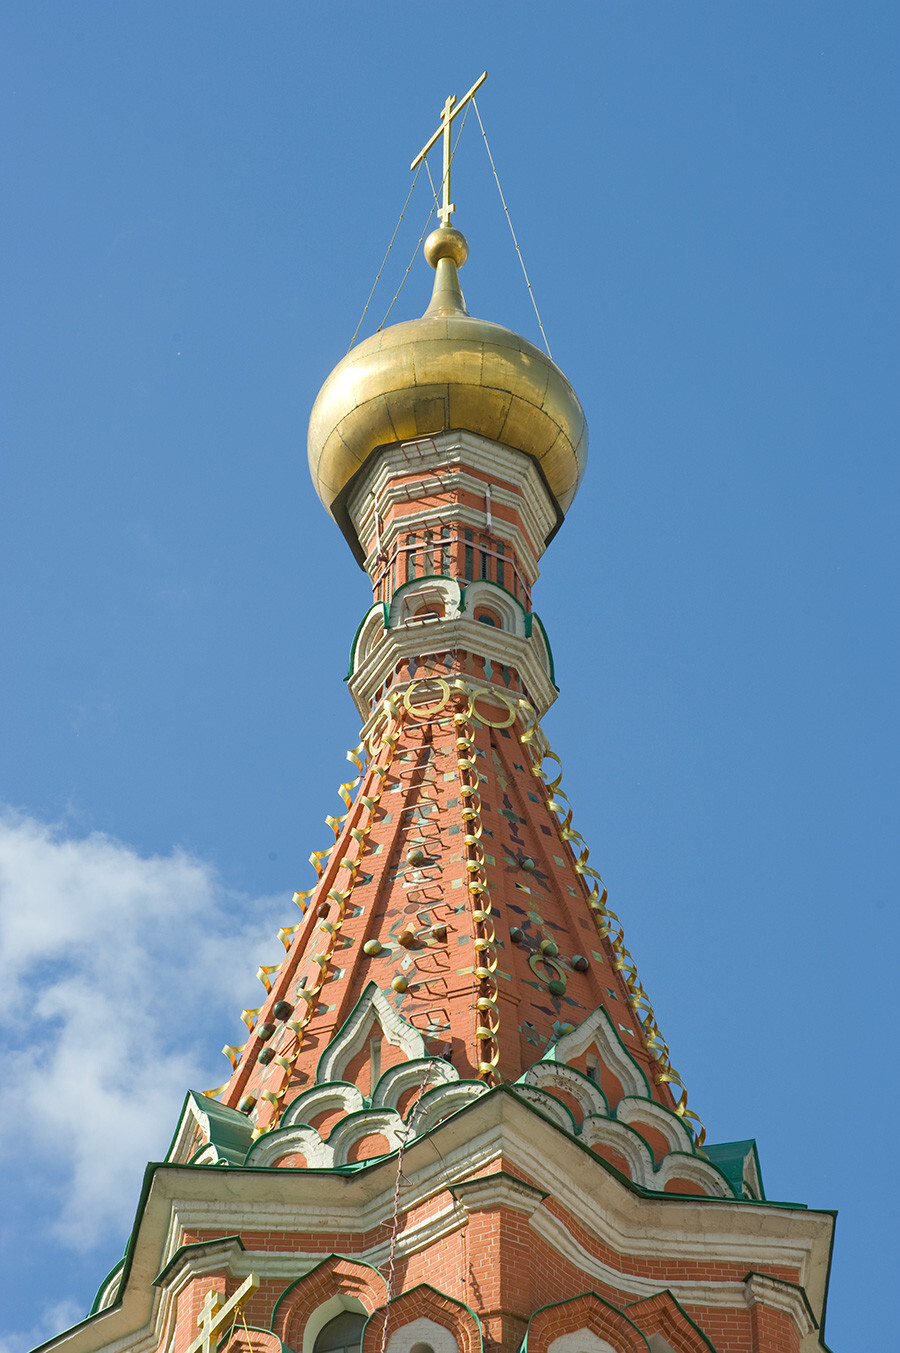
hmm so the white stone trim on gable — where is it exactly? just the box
[327,1108,408,1165]
[407,1081,489,1134]
[743,1273,818,1338]
[371,1058,459,1112]
[523,1062,610,1120]
[579,1115,656,1188]
[280,1083,366,1129]
[551,1008,650,1101]
[247,1124,334,1169]
[512,1084,577,1133]
[652,1152,734,1199]
[459,581,526,637]
[317,984,426,1085]
[613,1098,694,1158]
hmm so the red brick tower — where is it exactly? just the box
[40,123,836,1353]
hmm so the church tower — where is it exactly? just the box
[39,91,836,1353]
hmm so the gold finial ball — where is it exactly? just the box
[424,226,469,269]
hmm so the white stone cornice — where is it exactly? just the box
[346,431,561,571]
[347,617,558,719]
[528,1203,746,1306]
[154,1236,247,1297]
[743,1273,818,1337]
[451,1171,547,1216]
[36,1092,833,1353]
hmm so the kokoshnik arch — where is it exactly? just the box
[36,82,837,1353]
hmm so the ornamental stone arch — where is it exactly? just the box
[550,1008,650,1108]
[317,984,426,1085]
[362,1286,481,1353]
[624,1293,718,1353]
[459,580,525,637]
[350,603,389,675]
[271,1256,388,1353]
[524,1293,650,1353]
[389,578,462,628]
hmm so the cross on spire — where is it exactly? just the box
[410,72,487,228]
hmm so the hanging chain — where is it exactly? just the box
[379,1060,441,1353]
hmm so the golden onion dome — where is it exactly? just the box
[308,227,587,546]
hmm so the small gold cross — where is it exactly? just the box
[410,73,487,228]
[186,1273,260,1353]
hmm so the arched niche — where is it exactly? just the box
[389,578,462,629]
[386,1317,459,1353]
[548,1334,618,1353]
[304,1297,369,1353]
[459,580,525,637]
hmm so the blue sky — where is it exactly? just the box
[0,4,897,1350]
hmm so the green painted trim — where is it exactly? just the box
[154,1234,245,1287]
[523,1291,651,1353]
[624,1289,718,1353]
[817,1210,839,1349]
[530,613,557,685]
[164,1090,254,1167]
[655,1150,738,1199]
[508,1084,579,1135]
[88,1258,125,1316]
[163,1090,195,1162]
[703,1139,766,1201]
[270,1254,386,1331]
[313,981,422,1086]
[347,603,388,679]
[743,1272,819,1331]
[29,1157,160,1351]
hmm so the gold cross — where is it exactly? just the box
[186,1273,260,1353]
[410,72,487,227]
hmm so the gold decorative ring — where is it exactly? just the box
[403,678,451,718]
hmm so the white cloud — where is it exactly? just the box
[0,808,289,1251]
[0,1300,85,1353]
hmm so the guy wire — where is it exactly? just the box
[347,164,423,353]
[472,97,553,359]
[378,103,472,332]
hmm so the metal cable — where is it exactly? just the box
[377,202,437,331]
[378,104,472,332]
[472,97,553,359]
[348,165,423,352]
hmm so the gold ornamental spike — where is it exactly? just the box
[424,226,469,317]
